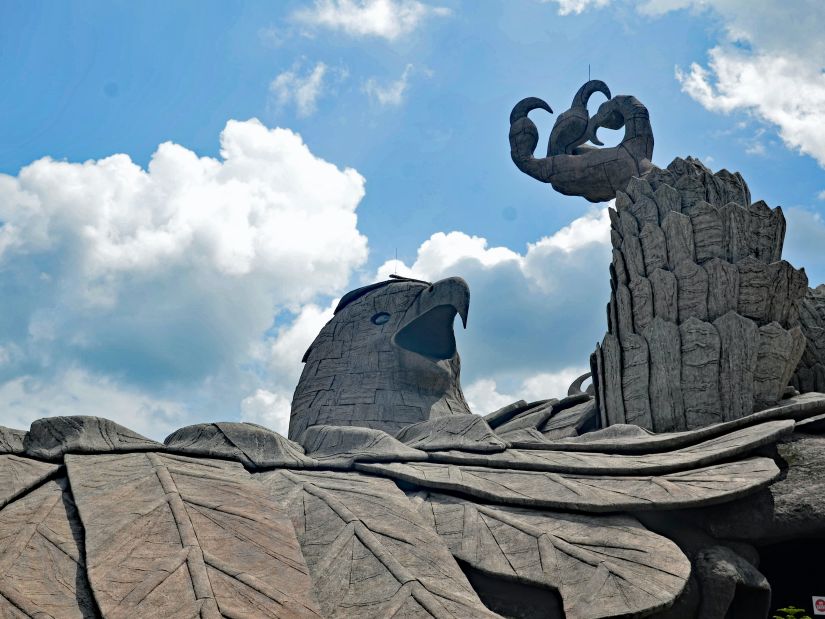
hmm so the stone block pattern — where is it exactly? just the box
[592,157,807,431]
[792,285,825,393]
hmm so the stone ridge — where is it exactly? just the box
[793,284,825,392]
[592,157,808,432]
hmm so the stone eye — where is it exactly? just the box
[371,312,390,325]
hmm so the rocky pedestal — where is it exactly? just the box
[592,157,808,432]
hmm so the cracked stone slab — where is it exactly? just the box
[537,393,825,454]
[256,469,499,619]
[164,421,317,470]
[409,490,690,619]
[0,476,98,618]
[394,414,507,453]
[426,420,792,476]
[299,424,427,467]
[24,416,162,461]
[0,427,25,455]
[66,452,321,618]
[0,455,61,511]
[493,400,558,439]
[482,399,531,428]
[356,457,780,513]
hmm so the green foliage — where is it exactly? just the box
[773,605,812,619]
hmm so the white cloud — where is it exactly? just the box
[0,119,368,436]
[817,190,825,201]
[374,207,611,395]
[542,0,611,16]
[269,62,334,117]
[0,369,187,440]
[464,367,588,414]
[364,64,415,106]
[240,388,293,435]
[292,0,449,40]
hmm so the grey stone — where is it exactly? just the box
[688,200,724,263]
[257,469,498,618]
[674,173,706,212]
[66,452,322,618]
[164,421,317,469]
[714,311,758,421]
[24,415,162,461]
[0,454,60,510]
[663,212,695,270]
[601,333,626,426]
[680,318,723,428]
[630,196,659,227]
[615,189,633,214]
[0,476,97,618]
[493,399,558,439]
[509,83,654,203]
[644,317,685,432]
[356,458,780,512]
[704,257,739,321]
[615,282,634,337]
[719,202,751,263]
[543,393,825,454]
[649,268,678,322]
[483,399,529,427]
[736,256,770,323]
[693,545,770,619]
[767,260,807,326]
[410,491,690,619]
[753,323,803,411]
[538,399,598,440]
[747,200,784,263]
[675,260,709,322]
[0,426,25,454]
[639,222,668,273]
[611,228,622,249]
[299,424,427,467]
[619,209,640,238]
[654,183,681,221]
[626,175,655,203]
[629,276,654,332]
[428,420,792,476]
[611,248,628,286]
[395,414,507,452]
[290,276,472,439]
[621,233,646,281]
[795,411,825,433]
[621,333,653,427]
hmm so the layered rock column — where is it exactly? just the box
[793,285,825,392]
[591,157,808,432]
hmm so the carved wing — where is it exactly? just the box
[357,457,779,512]
[256,468,500,618]
[65,452,321,618]
[0,476,97,618]
[410,490,690,619]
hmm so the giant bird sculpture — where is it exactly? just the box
[0,269,823,618]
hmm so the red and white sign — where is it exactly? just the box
[814,596,825,615]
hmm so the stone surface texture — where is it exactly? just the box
[289,276,472,440]
[793,284,825,393]
[509,81,654,202]
[592,157,807,431]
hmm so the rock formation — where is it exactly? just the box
[592,157,808,432]
[792,284,825,392]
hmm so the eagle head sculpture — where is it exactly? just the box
[288,276,471,440]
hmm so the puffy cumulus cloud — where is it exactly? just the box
[0,119,367,436]
[376,207,611,400]
[292,0,450,41]
[464,367,589,415]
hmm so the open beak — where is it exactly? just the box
[393,277,469,361]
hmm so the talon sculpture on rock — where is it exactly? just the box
[509,79,654,202]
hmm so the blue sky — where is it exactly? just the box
[0,0,823,438]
